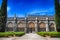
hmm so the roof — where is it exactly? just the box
[7,15,54,21]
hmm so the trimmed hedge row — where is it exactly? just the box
[0,32,25,37]
[37,32,60,38]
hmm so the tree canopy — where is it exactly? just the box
[0,0,7,32]
[55,0,60,31]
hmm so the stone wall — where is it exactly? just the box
[6,16,57,32]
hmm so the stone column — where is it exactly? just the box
[24,26,26,33]
[24,17,27,33]
[13,20,17,32]
[35,17,38,32]
[13,14,17,32]
[5,23,7,32]
[46,17,49,32]
[54,23,57,32]
[13,22,17,32]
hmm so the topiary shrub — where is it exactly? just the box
[0,32,25,37]
[37,32,60,38]
[14,32,25,36]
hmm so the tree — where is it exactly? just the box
[0,8,2,31]
[0,0,7,32]
[55,0,60,32]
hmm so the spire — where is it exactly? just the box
[46,13,48,17]
[46,13,48,20]
[14,13,16,17]
[14,13,16,20]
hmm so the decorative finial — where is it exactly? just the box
[14,13,16,20]
[25,17,26,20]
[46,13,48,16]
[14,13,16,17]
[36,17,37,20]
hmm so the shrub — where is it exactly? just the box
[14,32,25,36]
[37,32,60,38]
[0,32,25,37]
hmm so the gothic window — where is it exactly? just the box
[50,23,54,28]
[39,22,46,28]
[39,22,46,31]
[28,22,35,28]
[8,22,13,27]
[7,22,13,31]
[17,22,25,31]
[18,22,25,28]
[50,23,54,31]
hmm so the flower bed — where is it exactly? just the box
[37,32,60,38]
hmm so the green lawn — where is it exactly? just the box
[0,32,25,37]
[37,32,60,38]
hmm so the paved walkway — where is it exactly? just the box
[14,33,47,40]
[0,33,60,40]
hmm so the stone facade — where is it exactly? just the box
[6,15,57,33]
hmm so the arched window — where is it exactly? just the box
[8,22,13,27]
[50,23,54,31]
[39,22,46,31]
[50,23,54,28]
[18,22,25,28]
[28,22,35,28]
[7,22,13,31]
[17,22,25,31]
[39,22,46,28]
[28,22,35,33]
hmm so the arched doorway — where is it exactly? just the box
[7,22,13,31]
[28,22,35,33]
[18,22,25,32]
[39,22,46,31]
[50,23,54,31]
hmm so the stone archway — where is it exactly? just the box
[7,22,13,31]
[39,22,46,31]
[50,23,54,31]
[17,22,25,32]
[28,22,35,33]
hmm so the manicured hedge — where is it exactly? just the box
[37,32,60,38]
[0,32,25,37]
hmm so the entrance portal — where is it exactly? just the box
[28,22,35,33]
[28,28,35,33]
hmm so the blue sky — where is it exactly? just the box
[0,0,56,17]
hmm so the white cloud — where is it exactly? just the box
[28,7,54,15]
[30,10,48,14]
[28,10,48,15]
[7,6,10,12]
